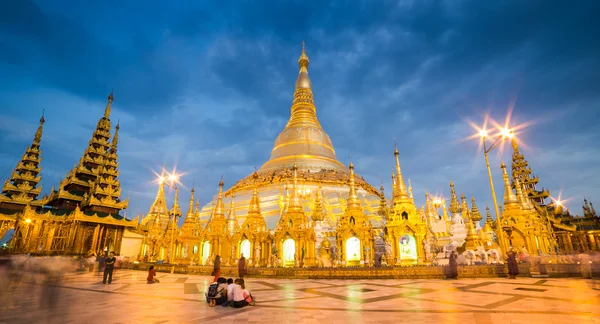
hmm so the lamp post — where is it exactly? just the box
[477,127,514,252]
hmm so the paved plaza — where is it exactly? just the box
[1,270,599,324]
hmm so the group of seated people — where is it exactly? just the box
[206,277,255,308]
[146,266,255,308]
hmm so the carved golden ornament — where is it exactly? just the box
[16,162,41,173]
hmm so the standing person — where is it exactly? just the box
[507,250,519,279]
[238,254,247,278]
[211,255,221,283]
[448,251,458,279]
[103,251,116,284]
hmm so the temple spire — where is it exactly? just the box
[186,186,195,218]
[104,90,114,119]
[449,180,461,214]
[510,137,549,205]
[213,176,225,219]
[501,162,518,205]
[141,169,169,228]
[346,159,361,212]
[170,184,182,217]
[485,205,494,227]
[227,195,238,235]
[0,112,46,206]
[261,43,346,172]
[48,90,128,214]
[471,197,482,222]
[288,163,304,212]
[393,141,409,199]
[514,177,532,211]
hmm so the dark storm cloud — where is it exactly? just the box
[1,0,599,219]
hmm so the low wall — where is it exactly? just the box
[130,262,600,279]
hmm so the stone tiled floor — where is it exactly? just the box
[0,270,599,323]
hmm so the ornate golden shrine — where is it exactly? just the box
[273,164,316,267]
[383,146,426,265]
[1,92,137,255]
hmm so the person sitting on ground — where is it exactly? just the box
[222,278,235,307]
[147,266,159,284]
[208,277,228,307]
[231,278,255,308]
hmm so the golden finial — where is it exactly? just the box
[296,42,311,89]
[104,90,114,119]
[111,119,120,151]
[34,109,45,144]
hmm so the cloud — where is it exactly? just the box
[1,0,599,221]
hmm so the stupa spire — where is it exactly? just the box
[104,90,114,118]
[48,91,128,214]
[213,176,225,219]
[514,177,532,211]
[501,162,518,205]
[260,43,345,172]
[170,184,182,217]
[186,186,195,219]
[346,158,362,212]
[510,137,549,205]
[471,197,482,222]
[1,112,46,206]
[393,141,409,199]
[485,205,494,227]
[227,195,238,235]
[249,186,262,215]
[449,180,461,214]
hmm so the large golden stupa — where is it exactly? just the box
[198,44,383,228]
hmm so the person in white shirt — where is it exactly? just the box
[230,278,255,308]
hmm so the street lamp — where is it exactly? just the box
[477,126,514,251]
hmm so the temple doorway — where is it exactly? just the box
[202,241,211,265]
[282,238,295,267]
[345,237,361,266]
[240,239,251,259]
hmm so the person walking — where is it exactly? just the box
[507,250,519,279]
[238,254,247,278]
[103,251,116,284]
[211,255,221,283]
[448,251,458,279]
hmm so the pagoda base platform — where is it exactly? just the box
[130,262,599,279]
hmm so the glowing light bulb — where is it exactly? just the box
[25,218,31,223]
[501,128,514,138]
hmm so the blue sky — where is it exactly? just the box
[1,0,599,221]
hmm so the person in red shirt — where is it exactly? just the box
[147,266,159,284]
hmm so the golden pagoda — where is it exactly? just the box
[230,171,272,267]
[0,113,45,209]
[384,144,426,265]
[273,163,316,267]
[335,159,373,266]
[2,92,137,255]
[200,177,232,265]
[199,44,383,231]
[177,187,204,264]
